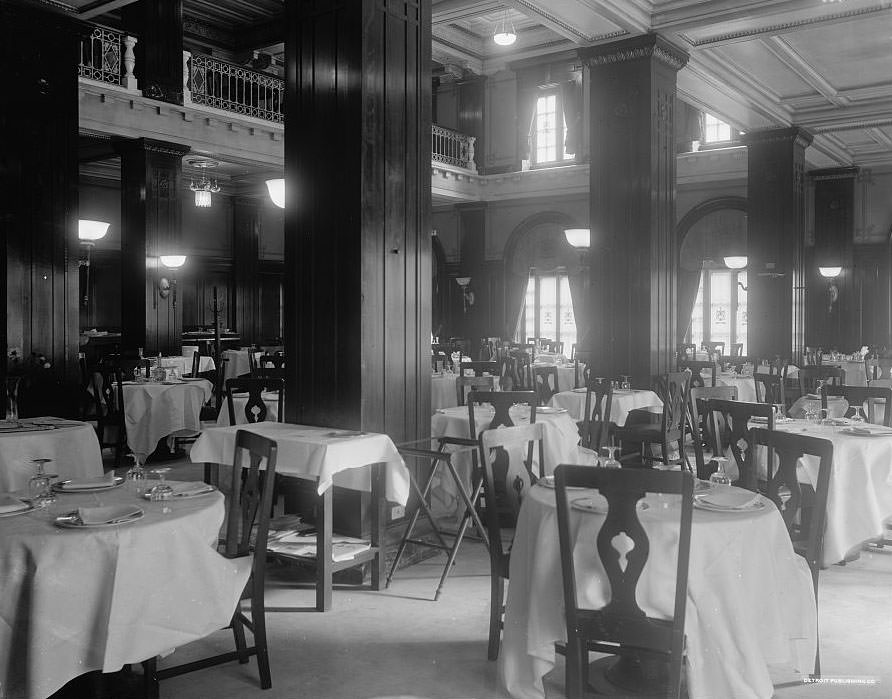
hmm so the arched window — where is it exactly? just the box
[521,268,576,349]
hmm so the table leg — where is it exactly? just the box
[370,463,385,591]
[316,486,333,612]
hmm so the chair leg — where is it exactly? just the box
[231,612,249,664]
[141,657,160,699]
[488,571,503,661]
[564,639,587,699]
[251,598,272,689]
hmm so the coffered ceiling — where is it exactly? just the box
[56,0,892,169]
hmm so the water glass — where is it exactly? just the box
[148,468,173,513]
[774,403,786,422]
[125,454,147,495]
[29,458,57,507]
[709,457,731,488]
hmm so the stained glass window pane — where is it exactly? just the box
[736,271,747,354]
[709,271,732,347]
[524,275,536,341]
[539,275,557,339]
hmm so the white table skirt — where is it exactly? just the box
[714,373,758,402]
[189,422,409,505]
[430,406,582,513]
[430,373,502,412]
[160,355,215,375]
[760,420,892,565]
[0,487,249,699]
[549,389,662,426]
[122,380,213,459]
[221,349,262,381]
[0,419,103,492]
[500,485,816,699]
[531,364,581,392]
[216,392,281,426]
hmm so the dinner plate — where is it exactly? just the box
[54,509,144,528]
[53,476,125,493]
[142,484,216,500]
[570,496,648,514]
[536,406,567,414]
[0,502,36,518]
[838,427,892,437]
[693,497,766,513]
[537,475,587,490]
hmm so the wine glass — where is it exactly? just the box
[601,445,620,468]
[29,458,57,507]
[774,403,786,422]
[148,467,173,513]
[709,457,731,488]
[125,454,147,495]
[850,405,866,426]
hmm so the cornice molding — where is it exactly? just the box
[808,166,859,181]
[742,126,814,149]
[579,34,689,72]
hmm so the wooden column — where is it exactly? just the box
[579,35,688,385]
[743,127,813,362]
[284,0,431,442]
[122,0,184,104]
[117,139,190,356]
[0,1,80,383]
[233,197,261,346]
[807,167,857,350]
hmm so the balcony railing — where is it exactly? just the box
[185,52,285,124]
[78,25,137,90]
[432,124,476,172]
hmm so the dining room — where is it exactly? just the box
[3,1,892,698]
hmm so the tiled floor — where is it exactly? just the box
[57,453,892,698]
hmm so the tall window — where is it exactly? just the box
[703,113,732,143]
[521,270,577,350]
[687,269,747,353]
[533,92,574,165]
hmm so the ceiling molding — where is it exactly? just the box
[503,0,600,43]
[77,0,138,20]
[760,36,849,107]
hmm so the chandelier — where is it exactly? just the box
[493,9,516,46]
[186,157,221,208]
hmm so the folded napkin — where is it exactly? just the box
[60,473,116,490]
[699,488,760,509]
[0,493,29,514]
[168,481,215,497]
[77,504,143,525]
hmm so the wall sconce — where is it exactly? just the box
[818,266,842,279]
[564,228,591,249]
[158,255,187,308]
[456,276,474,313]
[266,178,285,208]
[78,220,110,307]
[723,255,748,270]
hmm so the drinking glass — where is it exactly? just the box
[29,458,57,507]
[709,457,731,488]
[125,454,147,495]
[851,406,866,425]
[819,408,832,426]
[620,375,632,391]
[601,445,620,468]
[148,467,173,513]
[774,403,786,422]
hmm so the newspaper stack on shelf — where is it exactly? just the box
[266,522,371,563]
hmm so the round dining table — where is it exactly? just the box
[0,484,249,699]
[500,484,816,699]
[0,418,103,492]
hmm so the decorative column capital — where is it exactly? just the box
[741,126,814,150]
[808,166,859,182]
[578,33,689,73]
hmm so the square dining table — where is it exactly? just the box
[190,422,409,611]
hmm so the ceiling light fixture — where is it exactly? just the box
[266,178,285,208]
[493,9,516,46]
[723,255,748,270]
[186,157,221,208]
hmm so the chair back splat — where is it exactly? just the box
[706,399,773,491]
[226,378,284,425]
[581,376,612,452]
[467,390,537,436]
[822,384,892,426]
[532,365,559,405]
[553,466,693,699]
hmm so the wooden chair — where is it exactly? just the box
[431,354,447,373]
[865,356,892,385]
[226,378,284,425]
[467,390,537,435]
[247,350,259,375]
[580,377,612,453]
[676,343,696,361]
[688,385,737,480]
[532,365,559,405]
[459,360,498,378]
[508,351,533,390]
[706,398,773,492]
[456,375,494,406]
[798,366,845,395]
[478,422,546,660]
[255,354,285,380]
[553,466,693,699]
[803,346,823,366]
[754,373,786,407]
[821,385,892,426]
[750,428,832,677]
[613,371,691,469]
[701,340,725,356]
[189,350,201,378]
[91,365,127,468]
[678,358,717,388]
[721,355,757,373]
[730,342,744,357]
[142,430,279,695]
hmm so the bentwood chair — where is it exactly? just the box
[706,398,774,491]
[478,422,546,660]
[751,428,832,677]
[821,385,892,426]
[142,430,279,695]
[532,365,559,405]
[687,385,737,480]
[579,377,612,453]
[553,465,693,699]
[613,371,691,469]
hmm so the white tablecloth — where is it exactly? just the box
[531,364,580,392]
[216,391,281,426]
[788,395,848,419]
[160,355,215,375]
[0,487,249,699]
[122,380,213,459]
[500,485,816,699]
[549,389,662,426]
[221,349,263,381]
[430,373,502,412]
[715,373,759,402]
[763,420,892,565]
[430,406,581,512]
[189,422,409,505]
[0,419,103,492]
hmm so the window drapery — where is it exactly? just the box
[517,88,538,162]
[561,79,581,157]
[677,264,703,343]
